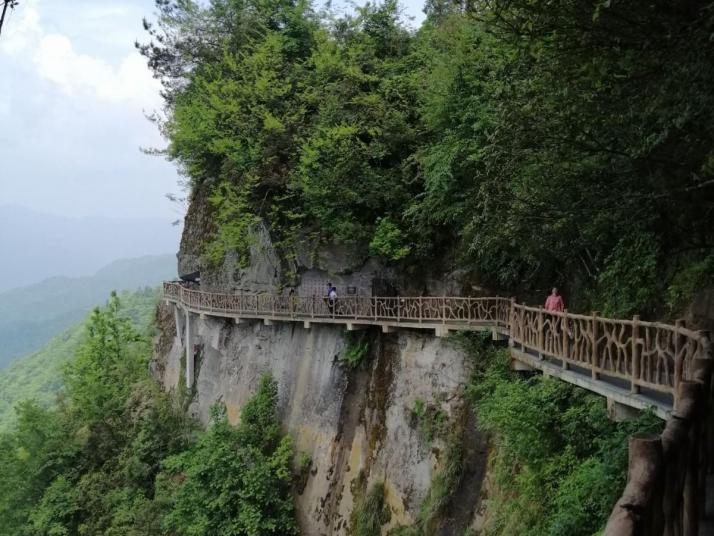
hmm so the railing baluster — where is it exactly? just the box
[674,319,685,394]
[591,311,600,380]
[538,307,544,359]
[562,310,569,370]
[631,315,640,393]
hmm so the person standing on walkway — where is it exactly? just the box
[327,284,338,314]
[544,287,565,312]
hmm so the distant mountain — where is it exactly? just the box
[0,288,160,432]
[0,204,180,292]
[0,254,176,369]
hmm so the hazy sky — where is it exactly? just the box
[0,0,425,220]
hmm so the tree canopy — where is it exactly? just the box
[0,293,295,536]
[141,0,714,316]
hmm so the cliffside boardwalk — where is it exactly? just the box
[163,281,711,419]
[164,281,714,535]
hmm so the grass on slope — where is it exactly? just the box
[0,288,160,432]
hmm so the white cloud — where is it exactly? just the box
[33,33,160,106]
[0,0,179,221]
[1,0,160,108]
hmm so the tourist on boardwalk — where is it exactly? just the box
[326,283,337,314]
[544,287,565,312]
[288,287,297,314]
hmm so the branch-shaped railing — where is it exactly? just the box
[163,282,710,400]
[509,303,710,399]
[164,282,511,327]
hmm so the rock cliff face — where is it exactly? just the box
[154,311,487,535]
[153,190,489,534]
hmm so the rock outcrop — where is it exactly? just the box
[154,190,491,534]
[154,308,487,535]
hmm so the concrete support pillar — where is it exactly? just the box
[347,323,368,331]
[491,328,507,341]
[607,398,641,422]
[173,304,184,339]
[435,326,450,338]
[185,310,194,390]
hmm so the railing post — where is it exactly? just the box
[311,295,315,318]
[397,298,401,324]
[509,297,515,334]
[562,309,569,370]
[442,297,446,325]
[419,296,422,324]
[538,306,544,359]
[631,315,641,393]
[591,311,600,380]
[520,304,526,352]
[674,319,686,394]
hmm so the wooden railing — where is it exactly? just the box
[163,282,710,402]
[604,355,713,536]
[164,282,511,328]
[509,303,710,400]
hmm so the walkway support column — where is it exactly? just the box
[185,310,195,390]
[173,304,184,339]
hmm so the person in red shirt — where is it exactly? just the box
[544,287,565,312]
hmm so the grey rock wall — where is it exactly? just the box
[155,312,484,535]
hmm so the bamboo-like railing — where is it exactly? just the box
[163,282,710,400]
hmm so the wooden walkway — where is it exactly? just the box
[163,282,712,418]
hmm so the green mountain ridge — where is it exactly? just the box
[0,254,176,369]
[0,288,160,432]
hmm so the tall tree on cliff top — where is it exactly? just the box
[410,0,714,314]
[142,0,714,315]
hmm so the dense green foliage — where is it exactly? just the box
[464,337,662,536]
[0,288,160,432]
[0,254,176,369]
[142,0,714,315]
[0,293,297,535]
[159,377,297,536]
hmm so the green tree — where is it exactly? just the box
[159,374,297,536]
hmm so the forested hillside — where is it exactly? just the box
[0,288,159,431]
[0,254,176,369]
[0,290,659,535]
[0,292,296,535]
[140,0,714,317]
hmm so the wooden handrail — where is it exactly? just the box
[163,281,710,400]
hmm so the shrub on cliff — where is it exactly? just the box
[467,345,661,536]
[158,375,297,536]
[142,0,714,315]
[0,295,298,536]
